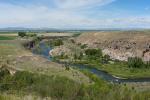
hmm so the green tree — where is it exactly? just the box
[78,52,83,60]
[102,54,110,64]
[128,57,144,68]
[18,32,26,37]
[85,49,102,60]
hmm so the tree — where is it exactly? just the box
[64,63,70,71]
[74,54,78,60]
[81,44,87,49]
[18,32,26,37]
[128,57,144,68]
[27,33,37,37]
[145,61,150,68]
[50,39,63,46]
[78,52,83,60]
[85,49,102,59]
[102,54,110,64]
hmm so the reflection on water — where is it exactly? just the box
[32,42,52,60]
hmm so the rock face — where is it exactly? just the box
[143,50,150,61]
[75,31,150,61]
[49,45,71,57]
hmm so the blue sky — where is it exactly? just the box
[0,0,150,29]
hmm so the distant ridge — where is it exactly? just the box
[0,27,149,32]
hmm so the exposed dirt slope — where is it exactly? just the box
[75,31,150,61]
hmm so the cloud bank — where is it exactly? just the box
[0,0,150,28]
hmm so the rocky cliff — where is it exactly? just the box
[75,31,150,61]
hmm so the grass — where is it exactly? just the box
[100,63,150,78]
[0,70,81,99]
[74,60,150,78]
[0,36,16,40]
[0,36,150,100]
[0,68,150,100]
[0,39,90,84]
[0,32,17,34]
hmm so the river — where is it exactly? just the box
[32,41,150,83]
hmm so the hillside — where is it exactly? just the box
[75,31,150,61]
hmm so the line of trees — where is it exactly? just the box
[128,57,150,68]
[18,32,37,37]
[49,39,63,46]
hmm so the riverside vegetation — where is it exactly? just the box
[0,32,150,100]
[53,38,150,78]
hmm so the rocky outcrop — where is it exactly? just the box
[143,49,150,61]
[49,45,71,57]
[0,64,17,75]
[75,31,150,61]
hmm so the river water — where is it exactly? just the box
[33,42,150,83]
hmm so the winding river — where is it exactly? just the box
[33,41,150,83]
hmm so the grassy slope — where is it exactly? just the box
[0,37,91,99]
[0,39,90,84]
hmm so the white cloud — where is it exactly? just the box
[0,0,150,28]
[54,0,115,9]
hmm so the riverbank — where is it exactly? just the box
[72,60,150,79]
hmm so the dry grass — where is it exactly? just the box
[0,39,90,84]
[38,33,74,37]
[0,33,18,36]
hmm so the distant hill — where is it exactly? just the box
[1,27,149,33]
[0,27,62,33]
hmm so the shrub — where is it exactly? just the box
[27,33,37,37]
[102,54,110,64]
[73,33,81,37]
[128,57,144,68]
[85,49,102,59]
[0,66,10,80]
[18,32,26,37]
[50,39,63,46]
[70,39,75,43]
[78,52,83,60]
[81,44,87,49]
[145,61,150,68]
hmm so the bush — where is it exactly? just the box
[85,49,102,59]
[27,33,37,37]
[128,57,145,68]
[18,32,26,37]
[70,39,75,43]
[0,71,79,99]
[81,44,87,49]
[145,61,150,68]
[102,54,110,64]
[50,39,63,46]
[0,70,150,100]
[0,66,10,80]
